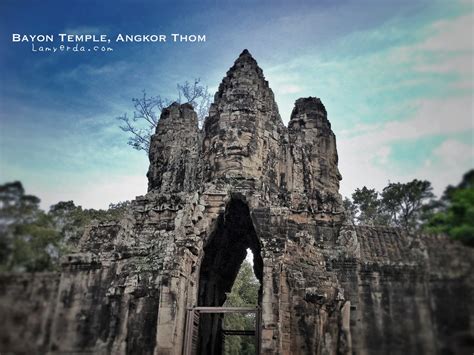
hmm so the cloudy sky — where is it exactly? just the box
[0,0,472,209]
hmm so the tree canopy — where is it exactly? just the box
[424,170,474,246]
[344,170,474,246]
[0,181,130,272]
[381,179,435,231]
[0,181,61,271]
[223,259,260,355]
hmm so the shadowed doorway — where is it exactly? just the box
[197,199,263,355]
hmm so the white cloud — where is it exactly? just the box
[432,139,473,167]
[415,53,473,75]
[36,175,148,210]
[338,137,473,200]
[411,139,474,193]
[335,10,473,198]
[57,61,130,83]
[275,84,303,94]
[338,95,473,198]
[341,96,472,144]
[418,13,473,52]
[395,12,473,83]
[62,26,105,35]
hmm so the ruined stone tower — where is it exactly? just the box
[1,50,473,355]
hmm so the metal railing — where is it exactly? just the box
[183,306,261,355]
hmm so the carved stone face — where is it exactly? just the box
[204,116,257,179]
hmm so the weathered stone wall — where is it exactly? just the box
[331,228,474,355]
[148,102,200,193]
[0,50,472,355]
[0,272,59,353]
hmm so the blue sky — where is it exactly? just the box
[0,0,472,209]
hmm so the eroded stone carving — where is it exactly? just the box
[0,50,473,355]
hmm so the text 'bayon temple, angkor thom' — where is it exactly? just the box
[0,50,473,355]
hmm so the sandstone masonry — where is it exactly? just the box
[0,50,473,355]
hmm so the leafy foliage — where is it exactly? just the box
[117,79,211,152]
[0,182,61,271]
[223,260,260,355]
[49,200,131,247]
[343,197,357,224]
[345,170,473,246]
[351,187,384,226]
[0,181,130,272]
[381,179,435,231]
[346,180,435,231]
[425,170,474,246]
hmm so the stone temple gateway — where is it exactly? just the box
[0,50,473,354]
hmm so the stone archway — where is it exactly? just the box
[197,198,263,355]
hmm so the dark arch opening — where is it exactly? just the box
[197,199,263,355]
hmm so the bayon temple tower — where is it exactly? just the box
[1,50,473,355]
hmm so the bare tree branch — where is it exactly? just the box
[116,79,211,153]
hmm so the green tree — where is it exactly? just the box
[346,180,437,230]
[9,213,61,272]
[425,170,474,246]
[49,201,87,247]
[381,179,435,231]
[351,187,385,226]
[0,181,132,271]
[442,169,474,200]
[48,200,131,248]
[0,182,62,272]
[223,260,260,355]
[343,197,357,224]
